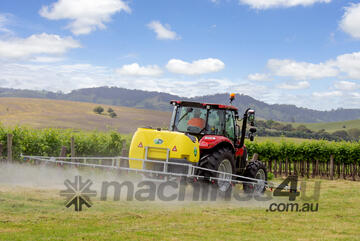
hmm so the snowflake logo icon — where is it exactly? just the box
[60,176,97,211]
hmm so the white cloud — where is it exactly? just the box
[39,0,130,35]
[351,92,360,98]
[166,58,225,75]
[30,56,65,63]
[267,59,338,80]
[0,62,266,99]
[247,73,271,81]
[334,80,358,91]
[239,0,331,9]
[340,3,360,39]
[0,14,11,33]
[147,21,179,40]
[111,78,272,100]
[264,52,360,81]
[312,90,343,97]
[0,63,110,92]
[116,63,163,77]
[278,81,310,90]
[334,52,360,79]
[0,14,6,24]
[1,61,360,110]
[0,33,80,59]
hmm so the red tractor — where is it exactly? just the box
[129,94,267,193]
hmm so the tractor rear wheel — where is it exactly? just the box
[198,147,235,193]
[242,160,267,194]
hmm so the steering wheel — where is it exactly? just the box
[187,126,201,133]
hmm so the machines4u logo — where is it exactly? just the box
[60,176,97,211]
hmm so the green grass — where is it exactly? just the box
[285,119,360,133]
[0,179,359,240]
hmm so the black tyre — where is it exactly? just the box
[242,160,267,194]
[197,147,235,193]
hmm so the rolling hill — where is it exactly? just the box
[1,86,360,123]
[291,119,360,133]
[0,98,171,133]
[0,97,359,138]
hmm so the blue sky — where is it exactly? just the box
[0,0,360,110]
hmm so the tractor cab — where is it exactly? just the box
[169,98,257,150]
[169,100,239,142]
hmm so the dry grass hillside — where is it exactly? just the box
[0,98,171,133]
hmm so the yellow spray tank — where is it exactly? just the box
[129,127,200,174]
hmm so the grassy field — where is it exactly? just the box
[255,136,318,143]
[1,97,359,137]
[0,98,171,133]
[288,119,360,133]
[0,178,359,240]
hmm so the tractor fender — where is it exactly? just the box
[198,141,235,168]
[199,135,235,153]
